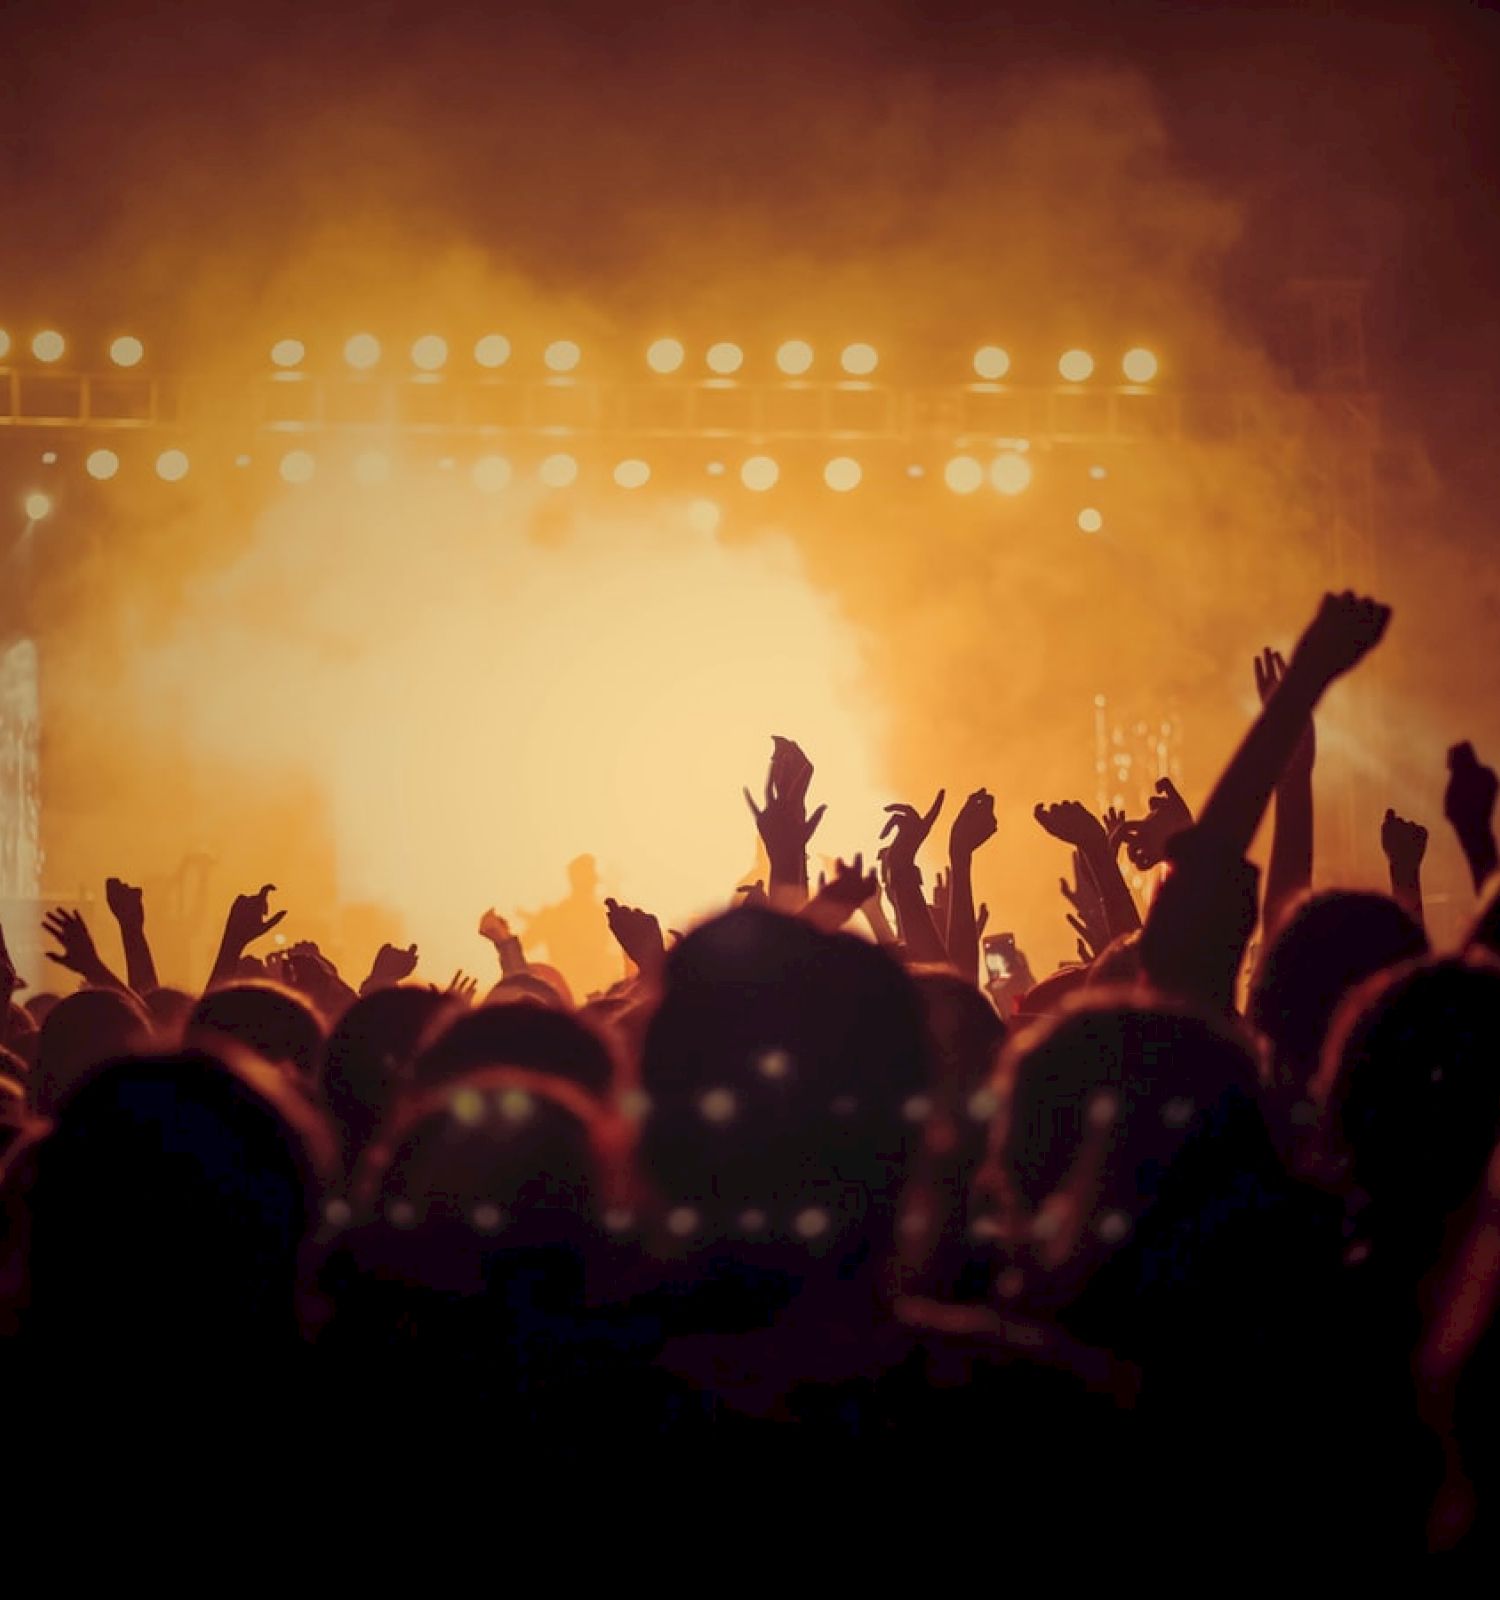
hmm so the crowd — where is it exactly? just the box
[3,588,1500,1556]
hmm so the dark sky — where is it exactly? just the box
[3,0,1497,481]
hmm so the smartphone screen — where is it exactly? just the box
[983,935,1014,981]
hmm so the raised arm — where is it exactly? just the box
[945,789,997,984]
[105,877,159,994]
[744,736,826,911]
[1254,649,1315,938]
[1444,742,1498,896]
[1034,800,1141,942]
[1195,593,1389,857]
[879,790,949,963]
[1381,809,1429,929]
[43,908,130,994]
[208,884,287,990]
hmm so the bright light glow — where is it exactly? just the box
[1089,464,1108,480]
[974,345,1011,381]
[544,341,581,374]
[706,342,743,375]
[840,343,877,377]
[24,492,51,521]
[539,453,578,487]
[1059,349,1095,382]
[344,334,381,370]
[1078,507,1104,533]
[271,339,304,368]
[1122,347,1158,383]
[86,449,120,481]
[41,451,57,465]
[156,450,189,482]
[32,331,65,364]
[646,339,685,374]
[280,450,316,484]
[235,455,252,468]
[110,336,144,368]
[353,450,391,487]
[614,459,651,489]
[944,456,984,494]
[824,457,862,492]
[0,330,10,361]
[472,455,512,493]
[705,461,726,477]
[991,452,1033,495]
[776,341,814,376]
[741,455,779,491]
[118,478,888,985]
[411,335,448,371]
[474,334,511,369]
[687,499,722,535]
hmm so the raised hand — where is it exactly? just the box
[225,885,286,949]
[446,970,478,1003]
[43,907,123,990]
[930,868,951,932]
[605,897,666,977]
[1294,591,1393,684]
[1255,647,1315,777]
[949,788,997,859]
[804,854,879,933]
[1061,851,1110,960]
[105,877,145,930]
[1381,809,1429,877]
[361,940,419,995]
[744,736,826,902]
[881,790,945,869]
[1033,800,1106,852]
[1116,779,1194,872]
[1444,743,1498,894]
[735,879,769,909]
[478,908,512,945]
[1102,806,1129,855]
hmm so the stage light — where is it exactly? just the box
[86,449,120,481]
[353,450,391,487]
[614,459,651,488]
[279,449,316,484]
[474,334,511,369]
[688,499,721,535]
[411,335,448,371]
[646,339,685,374]
[544,341,581,374]
[0,330,9,360]
[990,452,1032,495]
[41,451,57,465]
[109,336,144,368]
[973,345,1010,380]
[271,339,304,368]
[156,449,189,482]
[472,454,512,492]
[1122,347,1158,383]
[741,455,779,491]
[706,342,743,375]
[32,331,65,364]
[1089,464,1108,480]
[824,457,861,492]
[1078,507,1104,532]
[840,343,877,377]
[776,341,813,376]
[1059,349,1094,382]
[24,492,52,521]
[944,456,983,494]
[539,452,578,487]
[344,334,381,370]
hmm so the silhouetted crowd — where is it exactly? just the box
[4,590,1500,1557]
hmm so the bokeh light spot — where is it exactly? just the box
[32,331,65,364]
[86,448,120,481]
[840,342,877,376]
[944,456,983,494]
[1123,347,1159,383]
[344,334,381,370]
[973,345,1011,380]
[539,453,578,487]
[1059,349,1095,382]
[155,449,189,482]
[411,335,448,371]
[474,334,511,369]
[706,342,743,375]
[109,336,144,368]
[741,455,779,491]
[279,450,316,485]
[544,341,581,373]
[775,340,813,376]
[824,457,861,492]
[614,458,651,488]
[646,338,685,374]
[991,452,1032,495]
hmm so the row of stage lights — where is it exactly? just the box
[28,445,1054,496]
[0,327,1160,384]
